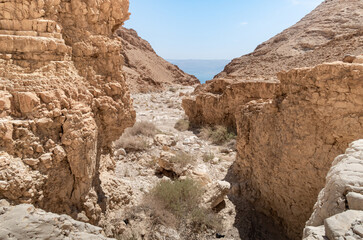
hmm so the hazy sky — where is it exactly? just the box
[124,0,323,60]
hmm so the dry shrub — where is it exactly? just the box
[144,179,221,233]
[174,119,190,131]
[169,151,195,169]
[114,135,148,152]
[199,125,236,145]
[124,121,157,137]
[114,121,158,152]
[168,87,178,92]
[202,152,215,163]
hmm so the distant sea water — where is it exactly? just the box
[168,59,230,84]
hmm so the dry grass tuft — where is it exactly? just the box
[202,152,215,163]
[199,125,236,145]
[114,121,158,152]
[169,151,195,169]
[174,119,190,131]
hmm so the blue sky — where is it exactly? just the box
[124,0,323,60]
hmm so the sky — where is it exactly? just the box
[124,0,324,60]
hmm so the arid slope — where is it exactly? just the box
[217,0,363,81]
[116,27,199,93]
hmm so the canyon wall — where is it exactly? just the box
[0,0,135,224]
[233,59,363,239]
[116,27,199,93]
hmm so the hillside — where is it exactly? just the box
[216,0,363,81]
[116,28,199,93]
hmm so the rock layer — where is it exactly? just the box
[0,0,135,224]
[116,27,199,93]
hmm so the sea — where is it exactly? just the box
[168,59,230,84]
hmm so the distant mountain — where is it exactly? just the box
[215,0,363,80]
[168,59,230,83]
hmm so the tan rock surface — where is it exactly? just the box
[0,0,135,226]
[116,27,199,93]
[232,60,363,239]
[303,139,363,240]
[0,204,115,240]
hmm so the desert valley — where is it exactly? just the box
[0,0,362,240]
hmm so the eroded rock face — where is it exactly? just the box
[0,0,135,224]
[303,140,363,240]
[232,60,363,239]
[0,203,115,240]
[182,78,278,127]
[116,27,199,93]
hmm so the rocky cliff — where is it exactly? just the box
[303,139,363,240]
[232,58,363,239]
[183,0,363,128]
[0,0,135,227]
[116,27,199,93]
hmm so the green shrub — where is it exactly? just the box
[174,119,190,131]
[144,179,222,233]
[200,125,236,145]
[150,179,201,217]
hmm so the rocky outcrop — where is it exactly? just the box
[182,78,278,127]
[303,139,363,240]
[0,202,114,240]
[116,27,199,93]
[230,59,363,239]
[0,0,135,225]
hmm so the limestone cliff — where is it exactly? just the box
[303,140,363,240]
[116,27,199,93]
[0,0,135,224]
[232,59,362,239]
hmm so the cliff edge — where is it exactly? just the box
[0,0,135,227]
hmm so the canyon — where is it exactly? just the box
[183,0,363,239]
[0,0,362,239]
